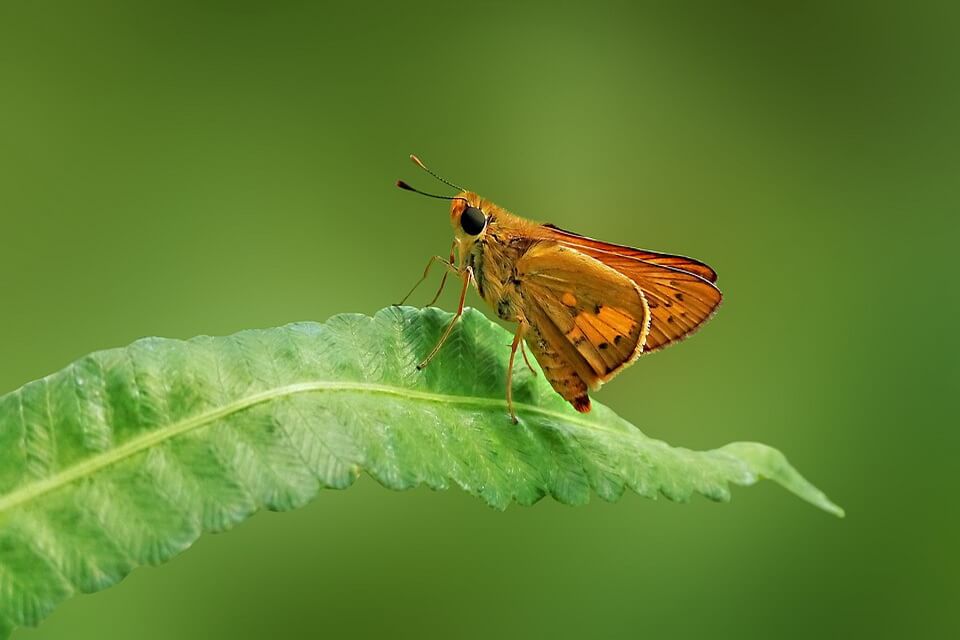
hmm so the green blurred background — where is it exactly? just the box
[1,1,956,638]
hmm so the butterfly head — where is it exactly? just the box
[448,193,488,240]
[396,154,489,245]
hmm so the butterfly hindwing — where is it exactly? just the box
[515,242,650,411]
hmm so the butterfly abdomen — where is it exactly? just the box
[572,395,592,413]
[524,324,594,413]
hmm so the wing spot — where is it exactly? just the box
[614,335,623,345]
[594,303,603,314]
[666,315,675,324]
[599,342,609,350]
[674,292,684,301]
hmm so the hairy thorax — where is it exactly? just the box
[465,217,535,322]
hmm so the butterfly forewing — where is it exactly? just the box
[541,224,719,282]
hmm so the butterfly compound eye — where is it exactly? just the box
[460,206,486,235]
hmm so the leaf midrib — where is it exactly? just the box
[0,381,643,516]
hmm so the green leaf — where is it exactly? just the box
[0,306,842,637]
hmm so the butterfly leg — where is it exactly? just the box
[417,266,473,370]
[519,339,537,377]
[395,240,458,307]
[505,320,529,424]
[426,242,458,307]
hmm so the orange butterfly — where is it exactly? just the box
[397,155,722,422]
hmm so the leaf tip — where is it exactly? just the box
[719,442,844,517]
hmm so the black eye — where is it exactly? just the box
[460,206,486,235]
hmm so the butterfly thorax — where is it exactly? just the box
[457,204,538,322]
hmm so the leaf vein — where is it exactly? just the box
[0,382,647,516]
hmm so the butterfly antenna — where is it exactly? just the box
[396,180,467,203]
[409,154,467,192]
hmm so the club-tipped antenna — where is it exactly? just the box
[409,154,466,192]
[396,180,468,203]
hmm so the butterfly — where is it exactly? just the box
[397,155,722,422]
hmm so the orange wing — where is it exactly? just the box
[516,243,650,412]
[541,223,718,282]
[613,261,721,352]
[540,224,721,352]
